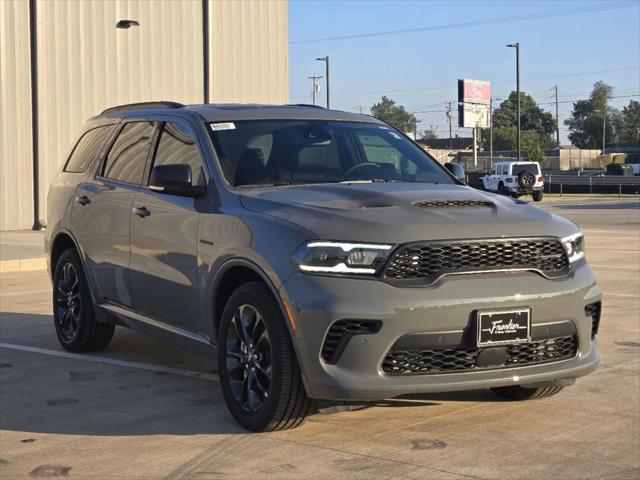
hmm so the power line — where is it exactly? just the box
[294,66,639,100]
[290,3,635,45]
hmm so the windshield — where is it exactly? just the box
[207,120,455,187]
[512,164,540,176]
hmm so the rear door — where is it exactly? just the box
[129,120,207,333]
[71,121,156,306]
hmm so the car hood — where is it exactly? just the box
[239,183,577,244]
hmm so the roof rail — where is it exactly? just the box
[288,103,325,109]
[101,101,184,115]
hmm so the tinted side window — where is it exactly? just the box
[151,122,205,186]
[102,122,156,184]
[64,126,114,173]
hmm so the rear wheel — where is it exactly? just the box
[532,190,543,202]
[498,182,508,195]
[218,282,310,431]
[492,384,563,401]
[53,249,115,352]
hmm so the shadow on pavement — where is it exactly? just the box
[1,312,499,437]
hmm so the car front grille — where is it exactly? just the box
[383,238,569,284]
[382,335,578,375]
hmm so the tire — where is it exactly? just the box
[53,248,115,352]
[532,190,543,202]
[498,182,508,195]
[491,384,563,401]
[218,282,310,431]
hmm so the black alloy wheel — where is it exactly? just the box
[55,262,81,342]
[226,304,272,412]
[218,282,310,431]
[52,249,115,352]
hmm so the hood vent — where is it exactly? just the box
[413,200,494,208]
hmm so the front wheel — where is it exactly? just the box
[218,282,310,431]
[532,190,543,202]
[492,384,563,401]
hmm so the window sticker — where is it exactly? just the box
[210,122,236,131]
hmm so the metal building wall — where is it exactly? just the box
[0,0,289,231]
[209,0,288,104]
[0,0,33,231]
[35,0,204,230]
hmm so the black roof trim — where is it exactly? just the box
[101,101,184,115]
[288,103,325,109]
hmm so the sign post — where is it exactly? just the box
[458,79,491,170]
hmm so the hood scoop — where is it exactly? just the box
[413,200,495,208]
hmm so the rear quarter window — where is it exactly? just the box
[64,125,114,173]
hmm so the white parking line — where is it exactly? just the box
[591,265,640,270]
[604,292,640,298]
[0,342,218,381]
[0,289,52,298]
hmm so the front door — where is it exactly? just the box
[129,120,208,333]
[72,121,156,306]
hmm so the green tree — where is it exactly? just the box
[370,96,417,133]
[564,81,619,149]
[481,91,555,151]
[617,100,640,146]
[525,143,545,164]
[421,128,438,140]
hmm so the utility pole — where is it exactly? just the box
[316,56,330,108]
[602,108,606,155]
[554,85,560,146]
[489,97,493,167]
[446,101,453,149]
[473,126,478,168]
[507,43,521,161]
[308,74,322,106]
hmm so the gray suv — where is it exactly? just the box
[46,102,601,431]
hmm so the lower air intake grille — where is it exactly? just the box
[585,301,601,339]
[382,336,578,375]
[383,238,570,285]
[322,320,382,364]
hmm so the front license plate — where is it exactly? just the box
[477,308,531,347]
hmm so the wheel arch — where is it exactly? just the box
[209,259,295,347]
[50,230,82,279]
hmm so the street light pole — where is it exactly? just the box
[316,56,330,109]
[602,108,606,155]
[507,43,521,161]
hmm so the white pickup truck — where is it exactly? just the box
[481,161,545,202]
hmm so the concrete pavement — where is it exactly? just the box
[0,198,639,479]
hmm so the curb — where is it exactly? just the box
[0,257,47,273]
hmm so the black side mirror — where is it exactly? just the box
[149,164,204,197]
[445,162,466,183]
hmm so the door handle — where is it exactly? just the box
[132,206,151,218]
[75,195,91,206]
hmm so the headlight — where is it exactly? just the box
[561,232,585,263]
[293,241,393,275]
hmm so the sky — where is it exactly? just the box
[288,0,640,143]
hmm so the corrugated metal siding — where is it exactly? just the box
[209,0,288,104]
[0,0,33,231]
[0,0,288,231]
[35,0,204,224]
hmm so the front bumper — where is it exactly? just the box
[281,261,600,401]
